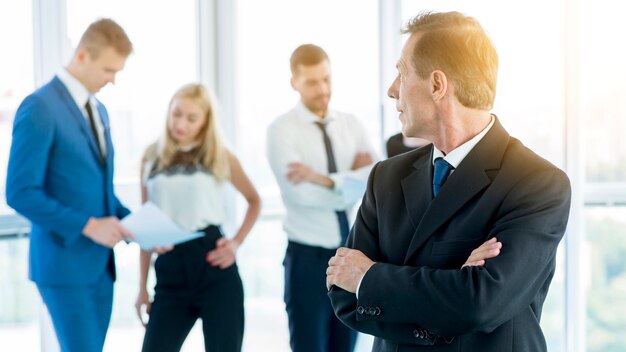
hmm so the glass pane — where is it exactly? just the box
[585,206,626,351]
[580,1,626,182]
[0,237,40,351]
[0,1,34,214]
[64,1,198,350]
[399,2,567,350]
[0,1,39,350]
[235,0,380,350]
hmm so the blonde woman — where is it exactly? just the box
[135,83,261,352]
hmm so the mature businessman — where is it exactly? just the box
[6,19,133,352]
[326,11,571,352]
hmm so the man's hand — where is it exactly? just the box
[326,247,375,293]
[287,162,333,188]
[206,238,239,269]
[149,245,174,254]
[134,289,151,327]
[462,237,502,268]
[286,162,316,184]
[351,152,372,170]
[82,216,134,248]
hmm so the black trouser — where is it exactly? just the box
[284,241,357,352]
[142,225,244,352]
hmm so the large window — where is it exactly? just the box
[0,2,35,214]
[0,2,39,351]
[582,1,626,183]
[585,207,626,351]
[580,1,626,351]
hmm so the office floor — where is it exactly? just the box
[0,298,373,351]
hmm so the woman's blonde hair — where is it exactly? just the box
[143,83,230,182]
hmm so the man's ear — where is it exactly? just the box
[290,76,297,90]
[431,70,448,101]
[75,47,90,65]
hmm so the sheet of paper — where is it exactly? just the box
[122,202,204,250]
[341,176,367,205]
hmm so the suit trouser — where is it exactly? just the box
[284,241,357,352]
[142,226,244,352]
[37,271,113,352]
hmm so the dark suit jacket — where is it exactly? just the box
[329,118,571,351]
[6,76,129,286]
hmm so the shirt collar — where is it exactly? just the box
[432,115,496,168]
[57,68,93,109]
[295,100,337,125]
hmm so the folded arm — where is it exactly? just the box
[329,164,571,341]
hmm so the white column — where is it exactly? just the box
[378,0,402,153]
[196,0,238,232]
[32,0,69,86]
[563,0,586,350]
[32,0,67,350]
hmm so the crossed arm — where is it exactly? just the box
[326,237,502,293]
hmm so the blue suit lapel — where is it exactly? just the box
[51,77,104,165]
[95,100,113,167]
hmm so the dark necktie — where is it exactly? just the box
[315,121,350,246]
[85,100,104,164]
[433,157,454,198]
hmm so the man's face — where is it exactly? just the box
[79,47,127,93]
[387,33,436,139]
[291,60,332,117]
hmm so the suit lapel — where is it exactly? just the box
[401,146,435,229]
[96,101,112,167]
[52,77,104,165]
[403,118,510,264]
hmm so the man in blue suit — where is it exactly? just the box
[6,19,134,352]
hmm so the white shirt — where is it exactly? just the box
[432,115,495,168]
[267,102,377,249]
[143,153,225,232]
[56,69,107,156]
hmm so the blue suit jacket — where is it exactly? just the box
[6,76,130,286]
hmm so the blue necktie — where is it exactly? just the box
[433,157,454,198]
[315,121,350,245]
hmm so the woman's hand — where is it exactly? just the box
[135,290,151,327]
[206,238,240,269]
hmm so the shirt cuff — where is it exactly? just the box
[329,173,344,192]
[355,272,366,299]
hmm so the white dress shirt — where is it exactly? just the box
[267,102,377,249]
[56,69,107,157]
[432,115,495,168]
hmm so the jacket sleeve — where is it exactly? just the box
[6,95,90,246]
[330,164,571,340]
[329,162,444,345]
